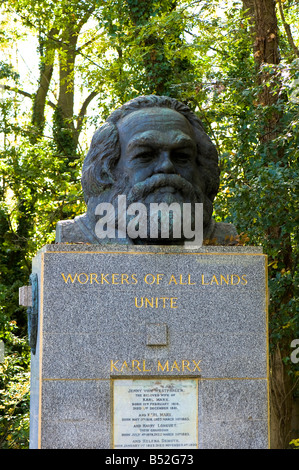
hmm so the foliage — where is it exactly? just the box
[290,438,299,448]
[0,322,30,449]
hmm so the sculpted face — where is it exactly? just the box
[115,108,201,199]
[58,97,237,245]
[84,105,215,243]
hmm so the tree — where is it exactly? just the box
[241,0,298,449]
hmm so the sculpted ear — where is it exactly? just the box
[81,122,120,201]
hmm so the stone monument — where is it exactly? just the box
[55,95,237,246]
[22,95,269,449]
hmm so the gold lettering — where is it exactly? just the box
[132,360,141,371]
[182,360,192,372]
[231,274,240,285]
[157,360,169,372]
[168,275,177,285]
[61,272,247,288]
[144,274,155,284]
[170,360,180,372]
[121,273,129,284]
[101,273,110,284]
[120,361,129,372]
[169,274,195,285]
[111,358,202,374]
[61,273,77,283]
[135,297,143,308]
[110,360,119,372]
[78,273,89,284]
[210,275,219,285]
[135,297,178,308]
[192,360,201,372]
[90,273,99,284]
[220,275,229,285]
[145,297,154,308]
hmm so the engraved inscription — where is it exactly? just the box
[113,379,198,449]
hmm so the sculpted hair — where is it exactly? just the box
[81,95,220,203]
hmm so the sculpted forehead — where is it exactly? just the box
[116,107,196,147]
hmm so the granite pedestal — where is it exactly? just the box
[29,244,269,449]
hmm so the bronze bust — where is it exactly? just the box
[56,95,237,245]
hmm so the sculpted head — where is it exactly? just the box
[81,95,220,242]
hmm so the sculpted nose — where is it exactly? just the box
[156,150,176,174]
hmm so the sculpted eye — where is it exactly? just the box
[172,151,191,163]
[134,151,155,163]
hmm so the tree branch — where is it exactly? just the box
[74,90,98,143]
[278,0,299,58]
[184,30,229,57]
[76,34,102,53]
[1,84,56,109]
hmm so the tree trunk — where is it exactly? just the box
[270,345,294,448]
[31,27,59,139]
[54,7,96,158]
[58,34,77,127]
[54,29,78,158]
[125,0,177,95]
[242,0,295,449]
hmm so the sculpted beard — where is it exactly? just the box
[86,172,213,242]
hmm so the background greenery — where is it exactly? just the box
[0,0,298,448]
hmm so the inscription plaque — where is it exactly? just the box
[113,378,198,449]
